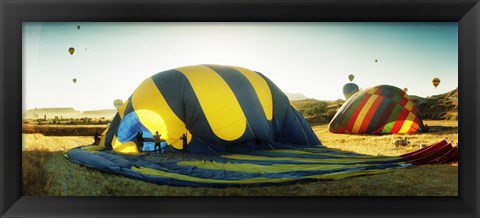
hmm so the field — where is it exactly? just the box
[22,120,458,196]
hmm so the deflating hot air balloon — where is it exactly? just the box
[329,85,426,134]
[348,74,355,82]
[113,99,123,110]
[72,78,77,84]
[432,78,440,88]
[342,83,360,100]
[68,47,75,55]
[100,64,320,153]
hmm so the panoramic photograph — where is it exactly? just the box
[22,22,458,196]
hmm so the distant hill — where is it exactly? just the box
[23,108,116,119]
[413,87,458,120]
[82,109,118,118]
[408,95,428,105]
[285,92,309,101]
[430,87,458,105]
[291,98,345,123]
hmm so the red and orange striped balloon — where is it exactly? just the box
[329,85,426,134]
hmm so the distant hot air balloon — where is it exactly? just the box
[72,78,77,84]
[68,47,75,55]
[432,78,441,88]
[342,83,360,100]
[403,87,408,92]
[113,99,124,110]
[77,25,80,30]
[375,59,378,63]
[348,74,355,82]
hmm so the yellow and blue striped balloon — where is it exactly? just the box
[102,64,321,153]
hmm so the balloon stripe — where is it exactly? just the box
[346,93,371,131]
[104,114,121,149]
[410,120,420,132]
[329,94,355,132]
[117,98,129,119]
[352,95,378,133]
[359,95,384,133]
[381,122,394,134]
[366,95,390,133]
[404,100,414,111]
[231,66,273,121]
[150,70,188,124]
[399,112,416,133]
[390,108,409,133]
[205,64,268,141]
[177,65,246,141]
[338,93,365,130]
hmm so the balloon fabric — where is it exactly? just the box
[66,140,457,187]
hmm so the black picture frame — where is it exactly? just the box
[1,0,479,217]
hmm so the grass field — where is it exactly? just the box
[22,120,458,196]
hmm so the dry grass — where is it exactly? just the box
[22,134,93,151]
[314,120,458,157]
[22,124,107,136]
[22,120,458,196]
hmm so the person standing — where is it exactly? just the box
[136,132,144,152]
[180,133,188,152]
[93,130,101,145]
[153,131,162,153]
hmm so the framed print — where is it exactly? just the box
[1,0,479,217]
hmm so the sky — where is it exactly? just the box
[23,22,458,111]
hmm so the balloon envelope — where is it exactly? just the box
[330,85,426,134]
[403,87,408,92]
[77,25,80,30]
[102,64,320,153]
[68,47,75,55]
[432,78,440,88]
[113,99,124,109]
[342,83,360,100]
[348,74,354,82]
[72,78,77,84]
